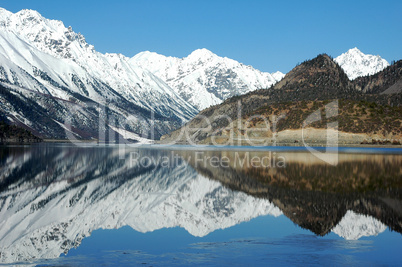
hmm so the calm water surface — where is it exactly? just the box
[0,144,401,266]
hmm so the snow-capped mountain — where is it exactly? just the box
[0,7,393,139]
[0,8,198,139]
[130,49,285,110]
[0,7,286,139]
[0,147,282,263]
[335,47,389,80]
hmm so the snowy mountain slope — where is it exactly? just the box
[0,8,198,139]
[334,47,389,80]
[0,147,282,263]
[130,49,285,110]
[0,7,393,139]
[131,47,390,110]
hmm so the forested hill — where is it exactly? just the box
[0,119,42,143]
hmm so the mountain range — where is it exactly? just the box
[0,8,282,140]
[131,49,284,110]
[161,54,402,145]
[0,8,198,140]
[0,7,395,140]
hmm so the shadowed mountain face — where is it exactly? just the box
[353,60,402,94]
[0,145,401,263]
[270,54,353,98]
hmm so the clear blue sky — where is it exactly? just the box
[1,0,401,73]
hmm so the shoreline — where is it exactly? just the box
[2,140,400,151]
[37,139,402,149]
[41,139,402,148]
[0,139,42,145]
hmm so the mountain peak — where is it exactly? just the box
[132,50,165,61]
[0,7,93,60]
[130,47,283,110]
[335,48,389,80]
[0,8,64,32]
[272,53,351,96]
[186,48,217,61]
[348,47,363,54]
[16,9,42,18]
[0,7,13,18]
[314,53,332,62]
[136,50,157,56]
[11,9,46,26]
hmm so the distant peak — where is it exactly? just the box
[272,71,284,75]
[349,47,361,52]
[0,7,12,13]
[0,7,13,18]
[306,53,333,65]
[344,47,364,56]
[338,47,387,60]
[136,50,158,56]
[132,51,165,61]
[187,48,217,60]
[335,47,389,80]
[318,53,331,59]
[16,9,43,19]
[340,47,384,59]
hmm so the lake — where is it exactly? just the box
[0,144,401,266]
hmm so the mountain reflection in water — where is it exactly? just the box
[0,144,401,265]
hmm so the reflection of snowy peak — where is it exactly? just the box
[131,49,285,110]
[0,148,281,263]
[335,47,389,80]
[332,210,387,240]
